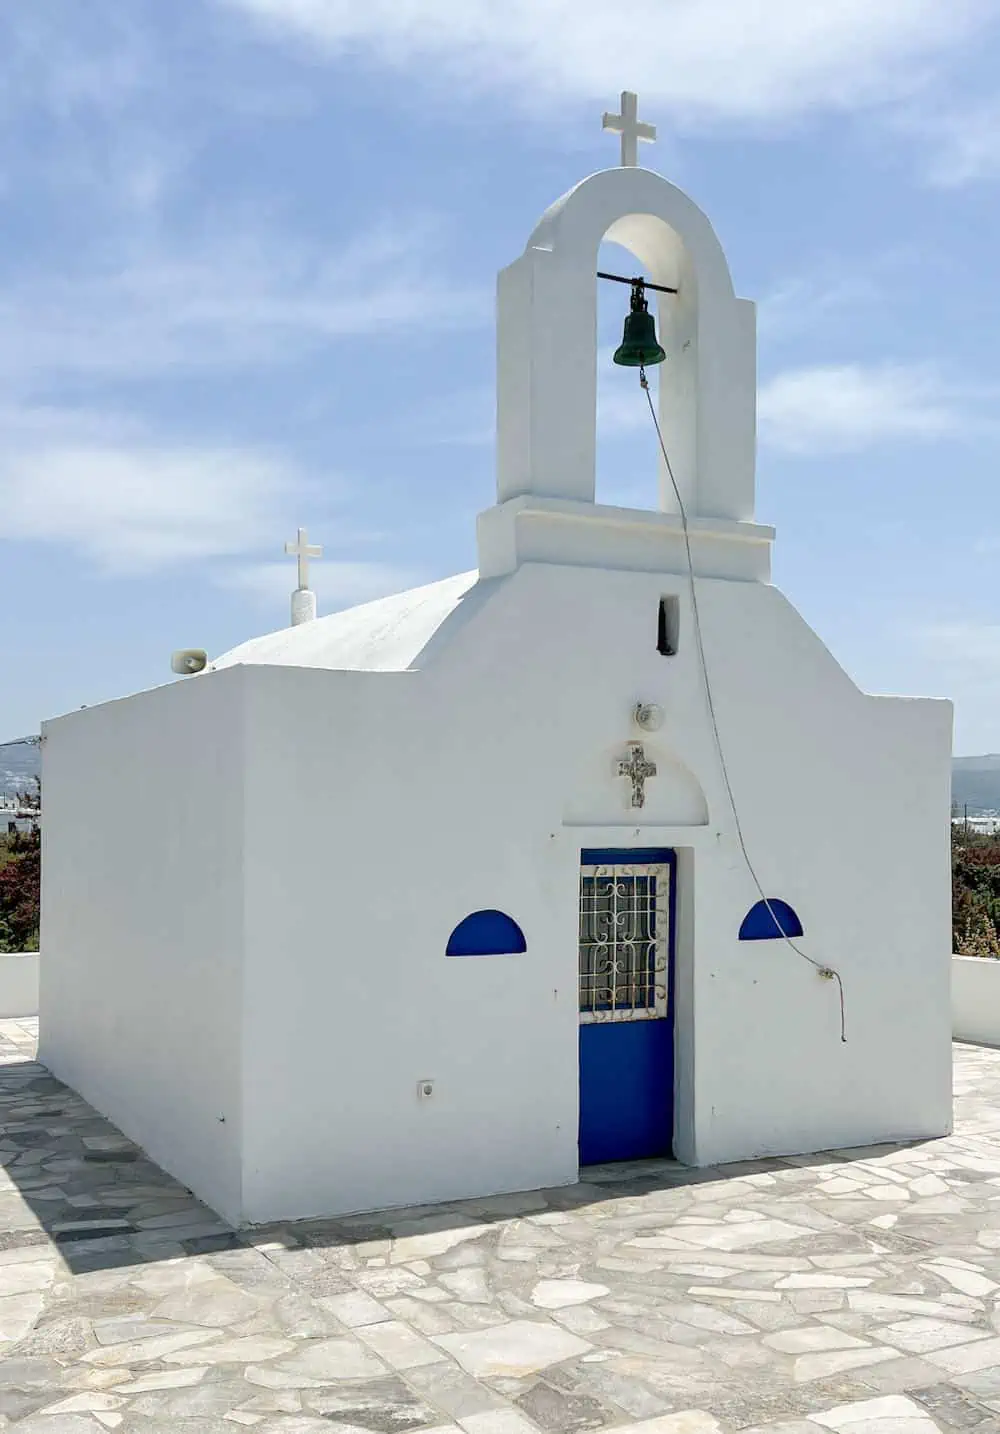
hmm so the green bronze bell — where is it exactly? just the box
[613,281,666,368]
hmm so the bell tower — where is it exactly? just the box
[477,127,774,584]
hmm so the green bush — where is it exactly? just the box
[0,778,40,952]
[953,824,1000,957]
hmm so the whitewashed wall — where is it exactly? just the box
[239,661,578,1223]
[234,559,952,1222]
[953,956,1000,1046]
[39,670,247,1224]
[0,953,39,1018]
[680,578,953,1163]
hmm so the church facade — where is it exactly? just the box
[39,153,953,1227]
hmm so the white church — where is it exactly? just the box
[39,97,953,1228]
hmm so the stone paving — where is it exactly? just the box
[3,1021,1000,1433]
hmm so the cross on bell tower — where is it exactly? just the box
[602,91,657,168]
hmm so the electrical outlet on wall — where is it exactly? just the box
[417,1079,435,1099]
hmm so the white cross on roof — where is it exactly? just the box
[284,526,322,590]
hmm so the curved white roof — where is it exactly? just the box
[213,571,479,673]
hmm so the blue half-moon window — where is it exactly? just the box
[739,899,804,941]
[446,910,526,957]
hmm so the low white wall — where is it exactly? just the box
[953,955,1000,1046]
[0,953,39,1018]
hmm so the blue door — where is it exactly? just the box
[578,849,675,1165]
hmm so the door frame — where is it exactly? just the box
[578,847,678,1162]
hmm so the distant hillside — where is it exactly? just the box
[953,755,1000,814]
[0,739,40,800]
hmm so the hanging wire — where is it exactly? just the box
[639,367,848,1043]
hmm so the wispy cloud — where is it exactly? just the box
[908,622,1000,748]
[0,5,180,218]
[1,6,151,122]
[757,362,984,454]
[598,386,650,438]
[218,558,424,612]
[0,218,486,392]
[918,622,1000,666]
[757,273,885,345]
[404,384,495,448]
[0,403,309,575]
[897,102,1000,187]
[222,0,992,125]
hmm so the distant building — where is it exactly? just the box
[954,813,1000,835]
[0,795,39,836]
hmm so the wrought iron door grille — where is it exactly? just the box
[579,863,670,1022]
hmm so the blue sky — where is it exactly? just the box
[4,1,1000,752]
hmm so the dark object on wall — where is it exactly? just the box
[446,910,527,957]
[739,899,804,941]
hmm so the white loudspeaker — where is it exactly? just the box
[171,649,208,676]
[633,702,665,732]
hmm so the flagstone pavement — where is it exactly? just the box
[3,1021,1000,1433]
